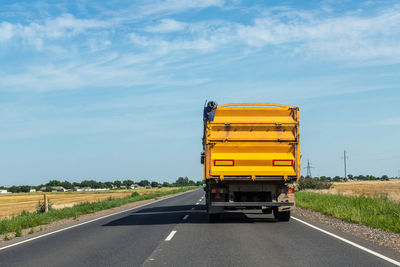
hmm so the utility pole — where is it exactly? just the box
[304,159,313,178]
[343,150,347,180]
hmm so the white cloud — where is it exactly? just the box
[1,2,400,93]
[145,19,186,32]
[0,13,111,48]
[138,0,225,16]
[0,22,14,42]
[128,5,400,60]
[236,6,400,60]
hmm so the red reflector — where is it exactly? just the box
[214,160,234,166]
[288,188,294,193]
[211,188,217,193]
[273,160,293,166]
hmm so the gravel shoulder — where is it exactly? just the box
[293,207,400,253]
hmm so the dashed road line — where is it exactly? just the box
[196,202,200,205]
[191,207,195,210]
[292,217,400,266]
[165,230,177,241]
[183,214,189,220]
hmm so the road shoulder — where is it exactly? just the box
[293,207,400,261]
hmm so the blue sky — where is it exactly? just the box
[1,0,399,186]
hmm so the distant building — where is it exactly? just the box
[76,187,91,191]
[120,185,127,189]
[30,188,36,193]
[0,190,9,194]
[130,184,140,189]
[52,186,67,192]
[76,187,107,191]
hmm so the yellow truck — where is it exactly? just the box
[201,102,300,221]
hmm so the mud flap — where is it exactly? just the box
[206,193,224,214]
[277,192,295,212]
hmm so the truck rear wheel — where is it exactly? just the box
[261,207,272,214]
[273,209,290,221]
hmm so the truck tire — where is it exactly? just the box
[261,208,272,214]
[208,213,220,222]
[273,209,290,221]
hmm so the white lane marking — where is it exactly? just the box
[0,189,199,252]
[292,217,400,266]
[191,207,195,210]
[183,214,189,220]
[196,202,200,205]
[165,230,177,241]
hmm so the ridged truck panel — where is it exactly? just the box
[203,103,300,181]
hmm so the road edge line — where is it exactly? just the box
[0,189,200,252]
[292,216,400,266]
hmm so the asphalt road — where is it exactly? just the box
[0,189,399,267]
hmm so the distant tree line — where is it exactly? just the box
[314,174,391,182]
[3,176,203,193]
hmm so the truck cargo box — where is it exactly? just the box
[203,103,300,182]
[202,102,300,222]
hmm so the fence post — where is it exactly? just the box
[44,193,48,212]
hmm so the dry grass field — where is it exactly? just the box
[307,179,400,202]
[0,188,175,218]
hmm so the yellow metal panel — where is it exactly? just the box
[203,103,300,181]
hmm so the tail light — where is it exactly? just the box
[278,188,292,194]
[210,188,226,194]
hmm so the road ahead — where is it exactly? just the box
[0,189,399,267]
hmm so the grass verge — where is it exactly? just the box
[295,191,400,233]
[0,186,198,237]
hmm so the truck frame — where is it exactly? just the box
[201,102,300,222]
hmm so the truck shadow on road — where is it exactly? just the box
[102,205,277,226]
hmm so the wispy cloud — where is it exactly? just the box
[0,22,15,42]
[144,19,187,33]
[0,13,111,48]
[128,4,400,60]
[137,0,225,17]
[362,117,400,126]
[1,1,400,93]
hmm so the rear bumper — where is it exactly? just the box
[211,202,294,207]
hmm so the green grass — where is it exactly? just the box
[0,186,198,237]
[295,191,400,233]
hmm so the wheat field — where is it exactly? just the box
[0,188,174,218]
[307,179,400,202]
